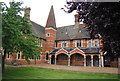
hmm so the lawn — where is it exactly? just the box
[3,67,119,79]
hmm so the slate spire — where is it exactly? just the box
[46,5,56,29]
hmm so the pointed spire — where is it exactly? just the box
[46,5,56,29]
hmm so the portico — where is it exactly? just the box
[49,47,104,67]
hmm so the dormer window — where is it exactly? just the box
[46,33,50,37]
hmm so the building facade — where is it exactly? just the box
[5,6,119,67]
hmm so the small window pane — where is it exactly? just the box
[17,51,20,59]
[77,40,81,47]
[62,41,66,47]
[95,40,98,47]
[88,40,92,47]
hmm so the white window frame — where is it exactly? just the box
[88,39,92,47]
[76,40,82,47]
[17,51,21,60]
[94,39,99,47]
[46,33,50,37]
[7,52,10,59]
[62,41,67,48]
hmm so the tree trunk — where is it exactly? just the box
[2,49,6,74]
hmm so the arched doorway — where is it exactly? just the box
[86,56,91,66]
[57,53,68,65]
[70,53,84,66]
[46,53,49,60]
[93,55,99,67]
[51,55,55,64]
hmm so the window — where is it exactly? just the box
[94,39,99,47]
[88,40,92,47]
[46,53,49,60]
[7,52,10,58]
[62,41,67,48]
[30,56,34,60]
[55,42,58,48]
[38,42,42,47]
[46,33,50,37]
[17,51,21,59]
[36,55,40,60]
[30,55,41,60]
[77,40,81,47]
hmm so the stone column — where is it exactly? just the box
[84,55,86,67]
[99,55,101,67]
[49,55,51,64]
[68,55,70,66]
[91,55,93,67]
[101,55,104,67]
[55,55,57,65]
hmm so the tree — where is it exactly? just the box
[1,1,42,73]
[63,1,120,57]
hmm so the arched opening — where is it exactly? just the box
[70,53,84,66]
[51,55,55,64]
[93,55,99,67]
[86,56,91,66]
[46,53,49,60]
[57,53,68,65]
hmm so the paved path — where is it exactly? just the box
[6,64,119,74]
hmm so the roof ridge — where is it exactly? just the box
[57,25,74,28]
[30,20,44,28]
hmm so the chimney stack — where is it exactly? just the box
[25,7,31,20]
[74,14,80,27]
[74,14,80,23]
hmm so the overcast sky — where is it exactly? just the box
[1,0,77,27]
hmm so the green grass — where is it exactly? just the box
[3,67,119,79]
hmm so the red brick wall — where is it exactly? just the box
[6,59,45,65]
[56,39,102,48]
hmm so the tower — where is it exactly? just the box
[45,5,57,54]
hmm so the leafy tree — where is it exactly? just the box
[1,1,42,73]
[63,1,120,58]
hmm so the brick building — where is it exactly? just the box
[5,6,119,67]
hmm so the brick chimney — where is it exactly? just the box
[74,14,80,24]
[74,14,80,27]
[24,7,31,20]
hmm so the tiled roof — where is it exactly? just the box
[30,21,45,39]
[50,47,100,54]
[46,5,56,29]
[56,24,90,40]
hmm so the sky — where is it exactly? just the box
[1,0,77,27]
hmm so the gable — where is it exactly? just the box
[56,48,68,55]
[70,48,84,55]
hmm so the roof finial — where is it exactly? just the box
[51,0,54,6]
